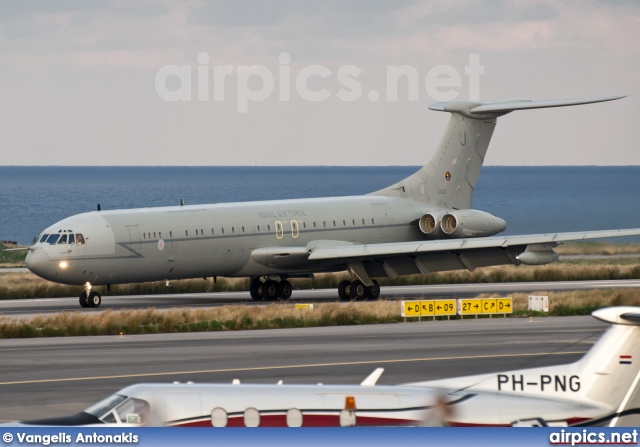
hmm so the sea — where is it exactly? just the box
[0,166,639,246]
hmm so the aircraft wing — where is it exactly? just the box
[305,228,640,275]
[308,228,640,260]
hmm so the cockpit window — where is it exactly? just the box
[57,234,68,245]
[39,234,49,243]
[76,234,85,244]
[112,397,150,424]
[85,394,150,425]
[68,234,75,244]
[85,394,128,417]
[46,234,60,245]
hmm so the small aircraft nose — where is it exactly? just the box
[25,248,50,276]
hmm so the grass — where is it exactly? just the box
[1,289,639,339]
[0,242,28,267]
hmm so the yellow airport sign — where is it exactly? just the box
[401,301,421,317]
[497,298,513,314]
[481,299,497,314]
[433,299,456,316]
[402,300,458,318]
[295,303,314,311]
[420,301,435,316]
[459,299,482,315]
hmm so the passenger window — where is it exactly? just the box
[170,231,173,237]
[362,219,365,225]
[76,234,85,244]
[159,232,162,238]
[333,220,336,227]
[267,225,270,231]
[232,227,235,234]
[372,218,375,224]
[39,234,49,243]
[352,219,355,225]
[68,234,75,244]
[154,232,156,238]
[222,228,225,234]
[196,229,199,236]
[242,226,245,233]
[57,234,68,244]
[46,234,60,244]
[211,228,214,235]
[257,225,260,232]
[313,222,316,228]
[323,221,326,227]
[343,220,346,226]
[186,230,189,236]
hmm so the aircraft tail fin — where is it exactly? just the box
[371,96,624,210]
[572,307,640,423]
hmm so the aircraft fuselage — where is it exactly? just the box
[26,195,432,286]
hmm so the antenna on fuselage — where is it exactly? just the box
[97,204,101,211]
[180,199,184,206]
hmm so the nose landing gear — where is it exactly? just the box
[79,282,102,308]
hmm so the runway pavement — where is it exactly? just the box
[0,315,609,423]
[1,279,640,317]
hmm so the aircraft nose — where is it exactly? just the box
[25,248,50,276]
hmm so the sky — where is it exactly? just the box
[0,0,639,166]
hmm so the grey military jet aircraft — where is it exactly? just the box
[18,96,640,308]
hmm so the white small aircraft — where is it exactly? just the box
[12,307,640,427]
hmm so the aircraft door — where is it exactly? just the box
[126,225,142,255]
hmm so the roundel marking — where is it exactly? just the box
[158,239,165,251]
[445,171,451,181]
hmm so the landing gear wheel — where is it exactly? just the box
[263,280,279,301]
[79,293,89,308]
[350,280,366,301]
[338,280,352,301]
[278,280,292,301]
[88,291,102,308]
[250,278,263,300]
[365,280,381,300]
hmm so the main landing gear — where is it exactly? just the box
[250,277,292,301]
[338,279,381,301]
[79,282,102,308]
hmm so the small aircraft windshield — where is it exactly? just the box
[85,394,150,425]
[85,394,128,417]
[109,397,150,424]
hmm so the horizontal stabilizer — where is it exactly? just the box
[429,96,624,119]
[592,307,640,326]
